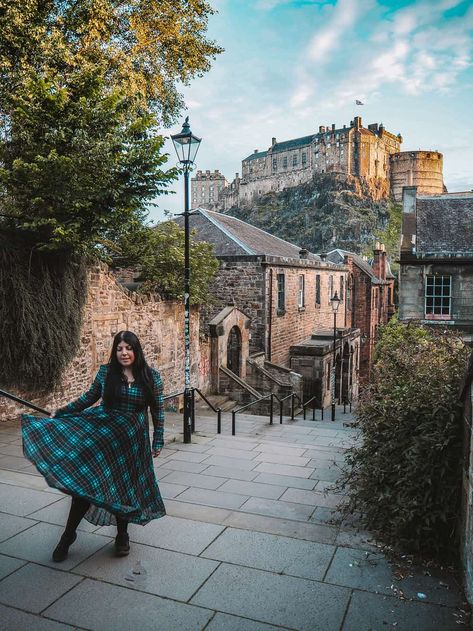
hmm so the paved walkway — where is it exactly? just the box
[0,407,469,630]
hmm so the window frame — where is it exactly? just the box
[277,273,285,313]
[315,274,321,307]
[425,275,452,320]
[298,274,305,309]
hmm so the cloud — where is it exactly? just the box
[307,0,359,62]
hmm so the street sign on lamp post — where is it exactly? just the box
[171,117,202,444]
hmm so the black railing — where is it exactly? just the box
[193,387,222,434]
[0,389,50,415]
[231,394,273,436]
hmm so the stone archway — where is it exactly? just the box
[208,306,251,393]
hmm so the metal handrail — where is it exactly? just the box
[232,394,273,436]
[163,391,185,401]
[193,387,223,434]
[0,389,50,415]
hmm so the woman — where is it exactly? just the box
[21,331,166,562]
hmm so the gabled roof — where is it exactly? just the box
[326,248,384,284]
[177,208,323,260]
[271,135,315,154]
[416,193,473,256]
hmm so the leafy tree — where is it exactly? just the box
[0,1,222,254]
[113,221,219,305]
[340,316,469,557]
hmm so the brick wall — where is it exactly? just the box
[0,263,209,423]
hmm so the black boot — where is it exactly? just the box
[52,531,77,562]
[114,532,130,557]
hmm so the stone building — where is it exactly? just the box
[326,245,396,378]
[399,187,473,340]
[191,169,228,210]
[218,116,443,210]
[178,208,361,408]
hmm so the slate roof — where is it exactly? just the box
[416,193,473,256]
[326,248,384,284]
[271,135,315,154]
[244,150,268,162]
[176,209,323,260]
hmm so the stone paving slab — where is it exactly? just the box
[191,563,351,631]
[176,487,250,510]
[202,455,259,471]
[0,512,38,543]
[0,483,61,516]
[201,527,335,581]
[156,459,209,474]
[162,470,226,490]
[0,522,111,571]
[253,452,311,467]
[0,469,61,493]
[342,589,462,631]
[280,488,341,508]
[253,462,314,479]
[72,542,219,601]
[205,446,260,460]
[217,479,286,500]
[200,465,259,481]
[98,515,225,556]
[222,510,338,545]
[253,472,317,490]
[239,497,315,521]
[205,612,287,631]
[0,553,26,580]
[158,480,189,499]
[0,455,32,472]
[165,498,232,525]
[0,562,82,613]
[44,578,214,631]
[0,603,75,631]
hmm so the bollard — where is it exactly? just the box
[232,410,236,436]
[321,406,324,421]
[217,409,222,434]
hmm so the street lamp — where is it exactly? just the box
[330,291,341,422]
[171,117,202,444]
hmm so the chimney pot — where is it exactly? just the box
[272,137,277,146]
[299,248,308,259]
[320,252,327,262]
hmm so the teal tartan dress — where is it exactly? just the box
[21,365,166,526]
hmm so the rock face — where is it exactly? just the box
[224,173,393,255]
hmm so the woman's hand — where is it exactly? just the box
[152,449,161,458]
[49,410,57,418]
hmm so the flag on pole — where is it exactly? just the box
[355,100,364,105]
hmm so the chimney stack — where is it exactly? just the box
[320,252,327,262]
[299,248,308,259]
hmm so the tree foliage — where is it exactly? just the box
[113,221,219,305]
[340,317,469,557]
[0,1,222,254]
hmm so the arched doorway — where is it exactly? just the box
[227,326,242,376]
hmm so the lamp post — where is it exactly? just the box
[171,117,202,444]
[330,291,341,422]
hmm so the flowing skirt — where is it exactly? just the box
[21,406,166,526]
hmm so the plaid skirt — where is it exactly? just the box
[21,405,166,526]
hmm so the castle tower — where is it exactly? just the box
[389,151,444,201]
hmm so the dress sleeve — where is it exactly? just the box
[150,369,164,451]
[56,365,107,415]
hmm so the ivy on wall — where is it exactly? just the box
[0,238,87,392]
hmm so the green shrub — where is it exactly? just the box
[341,317,469,557]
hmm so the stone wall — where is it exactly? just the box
[267,263,347,366]
[461,353,473,605]
[0,263,209,422]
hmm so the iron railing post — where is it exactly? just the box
[191,388,196,433]
[321,406,324,421]
[217,409,222,434]
[279,400,283,424]
[232,410,236,436]
[291,394,295,420]
[269,394,273,425]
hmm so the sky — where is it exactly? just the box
[151,0,473,223]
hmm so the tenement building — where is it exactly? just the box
[191,170,228,211]
[215,116,443,209]
[326,246,396,379]
[177,208,361,408]
[399,187,473,341]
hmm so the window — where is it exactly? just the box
[340,276,344,301]
[298,275,305,308]
[283,156,288,169]
[315,274,321,306]
[272,158,277,171]
[425,275,452,319]
[302,152,307,165]
[292,154,298,166]
[277,274,285,312]
[328,275,334,302]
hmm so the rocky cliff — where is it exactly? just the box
[223,173,398,255]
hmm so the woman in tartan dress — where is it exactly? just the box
[21,331,166,561]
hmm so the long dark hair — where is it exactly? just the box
[103,331,154,407]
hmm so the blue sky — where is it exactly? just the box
[153,0,473,222]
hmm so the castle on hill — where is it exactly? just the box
[191,116,444,211]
